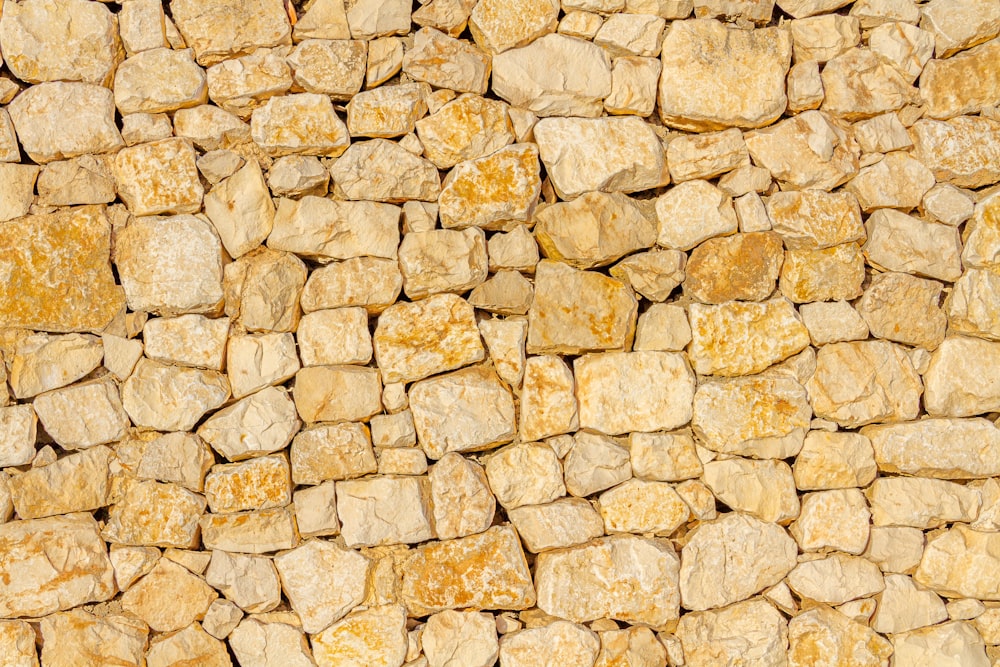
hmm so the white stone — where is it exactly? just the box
[336,476,434,547]
[273,539,369,634]
[122,359,230,432]
[563,431,633,498]
[32,378,129,450]
[507,498,605,553]
[924,336,1000,417]
[655,179,738,251]
[143,315,229,370]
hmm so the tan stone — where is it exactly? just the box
[920,0,1000,57]
[909,116,1000,188]
[534,116,667,199]
[703,457,799,523]
[204,455,291,514]
[438,145,540,233]
[169,0,291,66]
[199,507,298,554]
[122,359,230,431]
[820,48,917,120]
[336,476,434,548]
[779,243,866,303]
[114,139,204,216]
[962,193,1000,270]
[143,315,229,371]
[290,423,376,485]
[854,112,913,154]
[205,47,293,118]
[871,573,948,634]
[365,36,404,87]
[137,432,214,492]
[415,94,512,170]
[605,56,661,117]
[412,0,477,37]
[793,430,878,490]
[499,621,600,667]
[594,13,665,57]
[610,250,686,302]
[658,20,790,131]
[146,622,233,667]
[0,406,36,467]
[346,83,430,138]
[562,431,631,498]
[429,452,495,540]
[598,479,689,536]
[113,48,207,116]
[402,27,491,94]
[410,365,516,459]
[203,551,280,614]
[946,269,1000,341]
[300,257,401,315]
[8,332,103,399]
[468,271,533,316]
[266,155,329,197]
[269,196,398,262]
[398,228,487,299]
[857,272,946,349]
[891,621,990,667]
[292,365,381,423]
[0,620,38,667]
[122,558,217,632]
[847,151,936,211]
[0,163,37,222]
[10,446,112,520]
[485,442,565,510]
[517,355,577,442]
[766,190,863,250]
[787,606,893,667]
[786,553,885,605]
[122,111,174,147]
[297,308,372,367]
[507,498,605,553]
[293,481,340,538]
[790,489,871,554]
[683,232,782,303]
[39,610,148,667]
[330,139,441,202]
[422,610,498,667]
[35,155,115,207]
[345,0,409,38]
[865,525,925,574]
[869,476,981,529]
[655,179,738,251]
[33,378,129,450]
[225,333,300,399]
[862,209,961,282]
[400,525,535,615]
[251,93,350,157]
[870,20,934,83]
[916,525,1000,600]
[228,618,314,667]
[677,600,788,667]
[634,303,692,352]
[790,14,860,63]
[118,0,167,56]
[287,39,366,99]
[745,111,859,190]
[104,480,206,548]
[312,605,408,667]
[924,336,1000,417]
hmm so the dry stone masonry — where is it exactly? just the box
[0,0,999,663]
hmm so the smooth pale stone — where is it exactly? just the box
[534,116,669,199]
[854,112,913,154]
[410,365,516,459]
[376,448,426,476]
[33,379,128,450]
[862,209,961,282]
[508,498,604,553]
[867,477,981,528]
[113,48,207,116]
[169,0,291,65]
[787,606,893,667]
[10,446,111,520]
[372,411,416,448]
[122,111,174,147]
[865,525,925,574]
[535,192,655,269]
[228,618,314,667]
[485,442,565,510]
[330,139,441,202]
[122,359,229,432]
[946,269,1000,340]
[684,232,783,303]
[948,599,986,621]
[655,180,738,251]
[397,228,488,299]
[963,193,1000,270]
[146,622,232,666]
[266,155,329,197]
[429,452,495,540]
[121,558,217,632]
[226,333,300,399]
[365,36,404,87]
[891,621,990,667]
[909,116,1000,188]
[271,539,368,633]
[0,110,17,163]
[857,272,946,349]
[104,480,206,548]
[400,525,535,615]
[735,191,774,234]
[0,620,39,667]
[197,149,246,184]
[871,573,947,634]
[346,83,429,138]
[36,155,115,207]
[634,303,692,352]
[337,476,434,548]
[870,21,934,83]
[402,27,490,94]
[609,251,683,304]
[114,138,204,216]
[975,608,1000,642]
[293,481,340,538]
[924,336,1000,417]
[119,0,168,55]
[820,48,917,120]
[563,431,632,498]
[971,477,1000,531]
[535,536,679,627]
[852,0,923,29]
[766,190,863,250]
[0,406,36,467]
[687,298,810,377]
[794,431,877,490]
[800,301,869,346]
[492,33,609,117]
[143,315,229,371]
[920,0,1000,57]
[341,0,408,38]
[205,455,291,514]
[286,39,366,99]
[416,94,513,170]
[790,14,860,63]
[595,627,667,667]
[163,549,212,574]
[290,423,376,485]
[779,243,866,303]
[679,512,796,610]
[0,164,38,222]
[499,621,600,667]
[439,145,541,233]
[298,308,372,367]
[916,525,1000,600]
[137,432,214,492]
[692,375,810,459]
[702,458,799,523]
[527,260,637,355]
[786,53,832,109]
[847,152,935,211]
[39,610,147,667]
[250,93,350,157]
[519,355,578,442]
[628,431,701,482]
[300,256,400,316]
[7,82,123,163]
[575,351,695,436]
[199,507,298,554]
[658,20,790,131]
[667,128,749,182]
[787,553,885,605]
[0,206,123,333]
[677,600,787,667]
[790,489,871,554]
[8,332,103,399]
[204,551,281,613]
[806,340,922,427]
[598,479,689,536]
[421,611,498,667]
[311,605,408,667]
[205,47,293,119]
[202,161,274,259]
[718,165,772,197]
[374,294,484,384]
[745,110,859,190]
[605,55,661,117]
[291,366,381,424]
[115,215,224,315]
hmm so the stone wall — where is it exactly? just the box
[1,0,1000,663]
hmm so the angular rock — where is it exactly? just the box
[291,365,381,423]
[0,620,40,667]
[297,308,372,367]
[266,155,329,197]
[8,332,103,399]
[924,336,1000,417]
[655,179,738,251]
[820,48,917,120]
[272,539,369,633]
[438,144,541,232]
[10,446,112,520]
[779,243,866,303]
[793,430,878,490]
[269,196,398,262]
[114,48,207,115]
[330,139,441,202]
[422,610,498,667]
[205,47,293,118]
[144,315,229,371]
[847,151,936,211]
[909,116,1000,188]
[745,111,859,190]
[790,488,871,554]
[946,269,1000,340]
[787,553,884,605]
[0,406,36,468]
[416,94,513,170]
[871,573,948,634]
[864,526,926,574]
[677,600,788,667]
[610,250,686,302]
[563,431,632,498]
[0,163,38,222]
[858,272,946,349]
[146,622,233,667]
[684,232,782,303]
[598,479,689,536]
[137,432,214,492]
[205,455,291,514]
[863,209,961,282]
[628,431,701,482]
[169,0,291,66]
[402,28,491,94]
[199,507,298,554]
[337,476,434,548]
[311,605,408,667]
[594,13,666,57]
[121,359,230,432]
[32,378,128,450]
[634,303,693,352]
[346,83,430,138]
[916,525,1000,600]
[251,93,350,157]
[919,0,1000,57]
[485,442,565,510]
[293,481,340,539]
[114,138,203,216]
[227,618,314,667]
[787,606,893,667]
[518,355,577,442]
[226,333,300,399]
[766,190,864,250]
[868,476,981,529]
[35,155,115,207]
[499,621,600,667]
[202,161,274,259]
[39,610,147,667]
[469,0,559,53]
[703,457,800,523]
[507,498,605,553]
[121,558,217,632]
[286,39,366,99]
[290,423,376,486]
[429,452,495,541]
[104,480,206,548]
[205,551,281,614]
[398,228,487,299]
[300,257,400,315]
[869,21,934,84]
[891,621,990,667]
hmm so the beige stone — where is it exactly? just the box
[204,551,281,613]
[330,139,441,202]
[137,432,214,492]
[410,365,516,459]
[251,93,350,157]
[290,422,376,485]
[598,479,689,536]
[199,507,298,554]
[297,308,372,367]
[909,116,1000,188]
[8,332,103,399]
[336,476,434,548]
[850,0,919,27]
[143,315,229,371]
[745,110,859,190]
[169,0,291,66]
[312,605,408,667]
[916,525,1000,600]
[468,0,558,53]
[820,48,917,120]
[922,38,1000,120]
[226,333,300,399]
[0,620,38,667]
[655,179,738,251]
[292,365,381,424]
[228,618,314,667]
[346,83,429,138]
[201,160,274,259]
[604,55,661,117]
[847,151,936,211]
[626,431,700,482]
[438,145,541,233]
[790,489,871,554]
[786,553,885,605]
[594,13,665,57]
[518,355,578,442]
[468,271,533,316]
[534,116,668,199]
[287,39,366,99]
[563,431,632,498]
[869,21,934,84]
[920,0,1000,57]
[853,112,913,154]
[946,269,1000,340]
[609,250,686,304]
[0,163,38,222]
[787,606,893,667]
[634,303,692,352]
[122,558,217,632]
[868,476,981,528]
[790,14,860,63]
[666,129,748,183]
[113,48,207,116]
[865,525,925,574]
[411,0,477,38]
[871,573,948,634]
[793,430,877,490]
[684,232,782,303]
[122,359,230,431]
[677,600,788,667]
[485,442,565,510]
[478,319,525,386]
[122,111,174,147]
[766,190,863,250]
[863,209,961,282]
[36,155,115,207]
[535,536,679,627]
[293,481,340,538]
[205,455,291,514]
[146,622,233,667]
[205,47,293,118]
[857,271,946,349]
[688,298,810,376]
[499,621,600,667]
[400,525,535,615]
[10,446,111,520]
[398,228,487,299]
[963,193,1000,270]
[300,257,400,315]
[924,336,1000,417]
[0,406,36,467]
[39,610,147,667]
[779,243,866,303]
[416,94,513,170]
[402,27,490,94]
[365,36,404,87]
[429,452,495,541]
[114,139,204,216]
[118,0,167,55]
[507,498,605,553]
[703,457,799,523]
[104,480,206,548]
[32,379,128,450]
[266,155,329,196]
[891,621,990,667]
